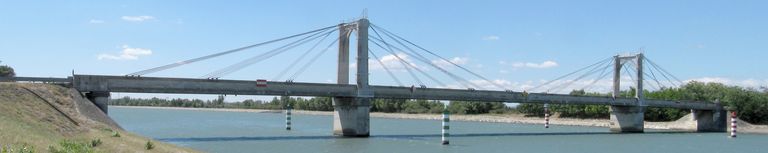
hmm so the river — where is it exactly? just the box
[109,106,766,153]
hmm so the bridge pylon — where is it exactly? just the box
[609,53,646,133]
[332,18,372,137]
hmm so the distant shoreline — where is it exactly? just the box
[111,105,768,134]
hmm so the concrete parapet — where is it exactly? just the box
[609,106,645,133]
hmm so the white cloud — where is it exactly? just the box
[482,35,500,41]
[89,19,105,24]
[431,57,468,69]
[121,15,155,22]
[366,53,424,71]
[509,60,559,69]
[437,79,502,90]
[97,45,153,60]
[436,73,650,94]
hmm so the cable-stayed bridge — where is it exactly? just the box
[4,18,728,137]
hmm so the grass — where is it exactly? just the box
[0,83,199,153]
[110,131,120,137]
[90,139,102,147]
[49,140,94,153]
[1,143,35,153]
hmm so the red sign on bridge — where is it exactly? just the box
[256,79,267,87]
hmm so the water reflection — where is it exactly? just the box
[157,131,701,142]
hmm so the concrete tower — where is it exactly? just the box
[333,18,372,137]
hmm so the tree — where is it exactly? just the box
[214,95,225,106]
[0,62,14,77]
[448,100,505,114]
[243,99,254,108]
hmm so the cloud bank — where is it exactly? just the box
[97,45,153,60]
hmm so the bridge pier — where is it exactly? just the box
[693,102,727,132]
[693,109,727,132]
[332,97,370,137]
[85,91,110,114]
[609,106,645,133]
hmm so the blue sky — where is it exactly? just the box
[1,0,766,100]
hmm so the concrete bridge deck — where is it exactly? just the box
[71,74,719,110]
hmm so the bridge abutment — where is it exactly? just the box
[85,91,110,114]
[609,106,645,133]
[332,97,371,137]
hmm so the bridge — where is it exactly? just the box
[4,18,727,137]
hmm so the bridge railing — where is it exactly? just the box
[0,76,72,84]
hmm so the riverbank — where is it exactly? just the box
[0,83,199,153]
[112,106,768,134]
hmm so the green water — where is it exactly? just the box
[109,107,766,153]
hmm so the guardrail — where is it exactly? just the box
[0,77,72,83]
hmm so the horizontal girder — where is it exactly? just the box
[71,75,719,110]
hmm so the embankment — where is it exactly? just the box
[0,83,198,152]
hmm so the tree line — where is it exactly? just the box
[517,81,768,124]
[109,95,511,115]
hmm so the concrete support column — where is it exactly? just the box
[332,97,370,136]
[337,24,351,84]
[609,106,645,132]
[85,91,110,114]
[693,109,727,132]
[356,18,372,97]
[612,55,621,98]
[635,53,644,106]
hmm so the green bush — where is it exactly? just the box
[111,131,121,137]
[90,139,102,147]
[0,65,14,77]
[49,140,93,153]
[145,141,154,150]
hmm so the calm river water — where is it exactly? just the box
[109,106,766,153]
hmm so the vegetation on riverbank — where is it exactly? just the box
[0,61,15,77]
[110,95,510,115]
[518,82,768,124]
[110,82,767,124]
[0,83,198,153]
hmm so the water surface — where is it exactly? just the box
[109,106,766,153]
